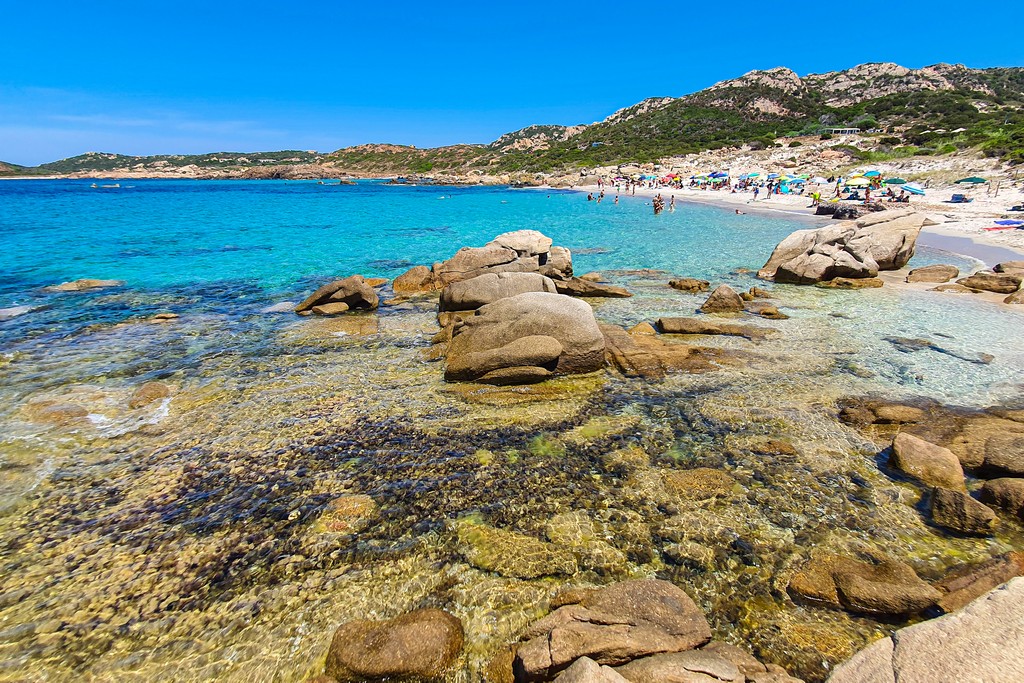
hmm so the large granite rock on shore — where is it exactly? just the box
[324,608,463,681]
[826,578,1024,683]
[888,432,965,490]
[444,292,604,384]
[906,264,958,283]
[758,211,934,284]
[393,230,572,295]
[514,579,712,681]
[439,272,557,312]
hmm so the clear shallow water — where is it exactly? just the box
[0,180,1022,682]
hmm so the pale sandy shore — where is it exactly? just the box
[564,182,1024,264]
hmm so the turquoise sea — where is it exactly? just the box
[0,179,1022,681]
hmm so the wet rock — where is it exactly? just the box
[872,404,925,424]
[295,275,379,313]
[45,278,125,292]
[364,277,389,288]
[884,336,993,365]
[554,657,630,682]
[128,381,171,409]
[324,608,463,682]
[445,293,604,384]
[23,401,89,426]
[1005,289,1024,304]
[932,283,977,293]
[314,494,378,534]
[700,641,766,677]
[889,432,965,490]
[669,278,710,293]
[979,478,1024,519]
[546,511,628,575]
[789,552,940,617]
[439,272,557,312]
[485,647,517,683]
[748,672,806,683]
[627,322,657,336]
[663,541,716,570]
[700,285,744,313]
[311,302,350,316]
[930,487,998,535]
[956,272,1022,294]
[514,579,711,681]
[815,277,883,289]
[579,272,605,282]
[656,317,769,341]
[906,264,958,283]
[553,278,633,298]
[601,324,728,379]
[454,517,577,579]
[936,552,1024,613]
[745,302,789,319]
[0,305,33,320]
[614,651,742,682]
[662,468,738,500]
[826,578,1024,683]
[759,212,932,284]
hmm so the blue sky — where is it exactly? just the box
[2,1,1023,165]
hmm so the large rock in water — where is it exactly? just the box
[888,432,965,490]
[758,211,933,284]
[439,272,557,312]
[514,579,712,681]
[295,275,379,313]
[444,292,605,384]
[324,608,463,681]
[826,578,1024,683]
[394,230,573,295]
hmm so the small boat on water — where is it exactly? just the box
[91,182,121,188]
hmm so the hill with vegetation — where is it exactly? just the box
[8,62,1024,178]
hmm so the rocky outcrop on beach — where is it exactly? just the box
[906,264,958,283]
[956,271,1023,294]
[323,608,464,681]
[758,212,934,284]
[443,292,605,384]
[294,275,381,314]
[394,230,572,296]
[657,317,771,341]
[826,578,1024,683]
[439,272,558,313]
[700,284,745,313]
[600,324,731,379]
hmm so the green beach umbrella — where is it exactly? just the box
[954,176,987,184]
[797,173,810,179]
[884,178,907,185]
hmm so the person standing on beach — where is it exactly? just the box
[753,186,760,201]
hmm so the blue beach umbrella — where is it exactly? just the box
[863,170,881,178]
[767,173,780,179]
[993,219,1024,226]
[709,171,729,178]
[902,183,926,195]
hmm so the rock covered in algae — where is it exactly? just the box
[454,517,578,579]
[935,552,1024,613]
[826,578,1024,683]
[662,467,739,500]
[545,511,629,576]
[514,579,712,680]
[323,608,464,681]
[788,551,940,617]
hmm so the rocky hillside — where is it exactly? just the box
[11,61,1024,178]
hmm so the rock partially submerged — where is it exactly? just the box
[324,608,463,681]
[513,579,712,680]
[601,324,729,379]
[439,272,557,312]
[889,432,965,490]
[758,211,934,284]
[295,275,379,313]
[700,285,744,313]
[45,278,125,292]
[657,317,771,341]
[957,272,1023,294]
[444,292,605,384]
[669,278,711,293]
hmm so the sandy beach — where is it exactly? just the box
[565,179,1024,263]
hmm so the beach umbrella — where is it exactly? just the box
[954,177,987,184]
[903,182,926,195]
[810,176,829,184]
[746,172,760,178]
[709,171,729,178]
[767,173,780,179]
[845,177,871,187]
[797,173,810,179]
[884,178,907,185]
[863,170,881,178]
[993,219,1024,226]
